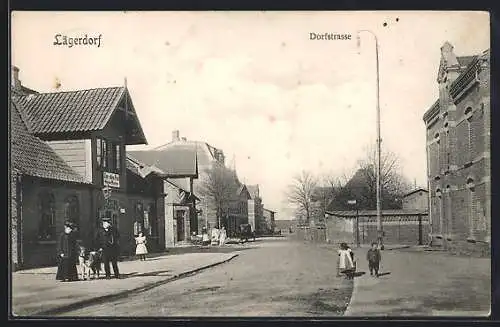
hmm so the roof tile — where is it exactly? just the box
[13,87,124,134]
[10,99,88,184]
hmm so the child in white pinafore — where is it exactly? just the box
[135,232,148,261]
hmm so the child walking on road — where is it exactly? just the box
[366,242,381,277]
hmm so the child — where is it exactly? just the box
[135,232,148,261]
[366,242,381,277]
[338,242,355,279]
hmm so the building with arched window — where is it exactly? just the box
[423,42,490,253]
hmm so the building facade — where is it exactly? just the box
[246,185,264,234]
[10,67,167,267]
[403,188,429,211]
[262,208,276,234]
[423,42,490,249]
[130,130,225,234]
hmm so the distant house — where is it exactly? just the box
[127,139,200,238]
[126,154,200,247]
[274,219,295,234]
[246,184,264,234]
[262,208,276,234]
[130,130,225,234]
[403,188,429,211]
[226,184,251,237]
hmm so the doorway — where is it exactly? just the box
[176,210,185,241]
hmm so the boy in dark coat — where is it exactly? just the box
[95,218,121,279]
[366,242,382,277]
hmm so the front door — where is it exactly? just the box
[176,210,185,241]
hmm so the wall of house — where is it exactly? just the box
[11,171,20,270]
[19,176,93,268]
[326,214,430,246]
[426,58,490,247]
[47,139,92,183]
[403,192,429,211]
[162,181,192,246]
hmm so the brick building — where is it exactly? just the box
[422,42,490,250]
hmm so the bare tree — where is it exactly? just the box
[312,172,352,214]
[198,162,239,228]
[356,145,412,209]
[286,170,318,224]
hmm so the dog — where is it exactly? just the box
[78,246,103,280]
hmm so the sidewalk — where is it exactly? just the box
[344,248,491,317]
[12,252,239,317]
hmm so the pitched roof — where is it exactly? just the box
[404,188,429,197]
[10,99,87,184]
[246,184,260,199]
[457,55,476,68]
[12,87,147,145]
[326,209,427,217]
[128,144,198,178]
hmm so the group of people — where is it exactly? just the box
[337,241,382,279]
[202,226,227,246]
[56,217,149,282]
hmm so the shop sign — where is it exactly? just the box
[103,172,120,188]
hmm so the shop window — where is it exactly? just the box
[64,195,80,238]
[38,192,56,241]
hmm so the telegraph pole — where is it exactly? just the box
[357,29,384,250]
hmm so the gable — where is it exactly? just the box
[13,87,147,145]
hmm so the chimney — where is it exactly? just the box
[172,130,180,142]
[11,66,21,89]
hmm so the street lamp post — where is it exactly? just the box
[357,29,384,250]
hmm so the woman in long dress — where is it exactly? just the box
[135,232,148,261]
[219,226,227,246]
[56,221,79,282]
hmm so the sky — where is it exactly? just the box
[11,11,490,219]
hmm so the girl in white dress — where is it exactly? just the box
[135,232,148,261]
[338,242,355,279]
[219,226,227,246]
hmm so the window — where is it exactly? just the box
[96,139,102,168]
[115,145,121,173]
[97,138,122,173]
[38,192,56,241]
[465,107,473,163]
[64,195,80,238]
[467,178,475,239]
[101,139,107,169]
